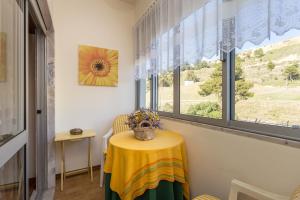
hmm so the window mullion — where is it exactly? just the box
[151,75,158,111]
[174,66,180,114]
[229,50,235,121]
[135,80,140,110]
[222,50,234,124]
[173,24,181,115]
[150,75,153,109]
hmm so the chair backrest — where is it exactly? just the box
[113,114,131,135]
[229,179,289,200]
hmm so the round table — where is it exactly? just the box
[104,129,190,200]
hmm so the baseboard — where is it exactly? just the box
[0,182,19,191]
[55,165,100,179]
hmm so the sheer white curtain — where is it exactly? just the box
[134,0,300,79]
[222,0,300,52]
[134,0,221,79]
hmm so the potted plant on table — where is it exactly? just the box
[127,109,160,141]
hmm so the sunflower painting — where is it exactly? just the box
[0,32,7,82]
[79,45,118,87]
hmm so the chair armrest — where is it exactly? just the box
[102,128,113,153]
[229,179,289,200]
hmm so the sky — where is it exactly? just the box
[238,29,300,52]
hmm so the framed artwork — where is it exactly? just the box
[0,32,7,82]
[79,45,118,87]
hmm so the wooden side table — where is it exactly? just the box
[54,129,96,191]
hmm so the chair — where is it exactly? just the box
[193,179,296,200]
[193,195,220,200]
[228,179,289,200]
[100,114,130,187]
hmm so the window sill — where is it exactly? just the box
[160,115,300,149]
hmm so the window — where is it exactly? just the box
[180,60,222,119]
[234,30,300,128]
[158,71,174,112]
[135,0,300,141]
[0,0,25,144]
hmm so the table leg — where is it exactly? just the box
[60,141,64,191]
[63,141,66,180]
[88,138,93,182]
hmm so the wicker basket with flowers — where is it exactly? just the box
[127,109,160,141]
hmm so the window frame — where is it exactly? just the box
[136,42,300,143]
[228,50,300,141]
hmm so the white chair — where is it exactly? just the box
[229,179,289,200]
[100,114,130,187]
[193,179,298,200]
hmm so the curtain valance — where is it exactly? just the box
[134,0,300,79]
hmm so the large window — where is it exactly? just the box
[234,30,300,128]
[135,0,300,141]
[137,32,300,141]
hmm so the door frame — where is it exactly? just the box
[0,0,54,199]
[26,22,48,199]
[26,0,54,199]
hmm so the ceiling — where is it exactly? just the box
[120,0,137,4]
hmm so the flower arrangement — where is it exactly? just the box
[127,109,160,129]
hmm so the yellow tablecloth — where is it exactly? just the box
[104,129,190,200]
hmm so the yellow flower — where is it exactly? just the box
[79,45,118,86]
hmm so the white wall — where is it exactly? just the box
[53,0,135,173]
[135,1,300,199]
[160,120,300,199]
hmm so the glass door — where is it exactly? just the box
[0,0,26,199]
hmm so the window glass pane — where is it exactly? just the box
[0,0,25,142]
[0,147,25,199]
[138,77,151,109]
[145,78,151,109]
[180,60,222,119]
[158,71,173,112]
[235,30,300,127]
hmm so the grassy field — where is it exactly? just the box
[154,35,300,127]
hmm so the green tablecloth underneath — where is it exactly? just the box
[105,173,185,200]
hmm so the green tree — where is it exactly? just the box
[159,72,173,87]
[198,64,222,98]
[267,61,275,71]
[284,63,299,81]
[198,62,254,101]
[161,103,173,112]
[235,58,244,80]
[187,102,221,118]
[185,70,199,82]
[195,61,209,69]
[235,80,254,101]
[181,63,192,71]
[254,48,264,58]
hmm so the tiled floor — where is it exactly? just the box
[55,169,104,200]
